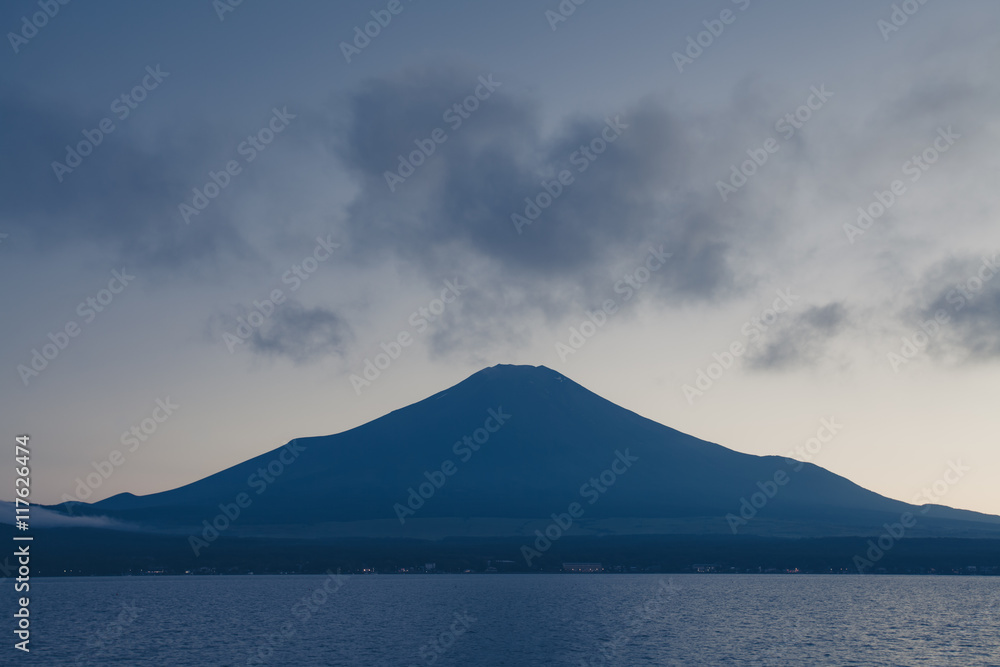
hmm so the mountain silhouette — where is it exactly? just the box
[55,364,1000,540]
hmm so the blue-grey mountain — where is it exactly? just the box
[53,365,1000,540]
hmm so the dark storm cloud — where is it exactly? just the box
[0,84,259,272]
[245,300,353,363]
[327,67,754,304]
[295,66,800,359]
[747,303,849,371]
[909,253,1000,360]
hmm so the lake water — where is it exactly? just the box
[5,574,999,666]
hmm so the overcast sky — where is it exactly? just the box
[2,0,998,516]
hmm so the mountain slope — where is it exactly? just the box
[55,364,1000,539]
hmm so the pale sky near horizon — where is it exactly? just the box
[2,0,998,516]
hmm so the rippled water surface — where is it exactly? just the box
[6,574,1000,666]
